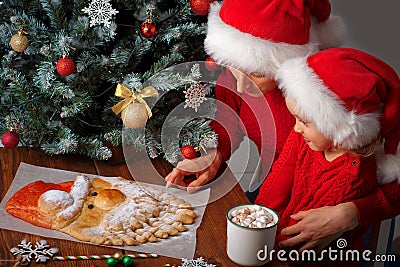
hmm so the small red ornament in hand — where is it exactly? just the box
[180,145,198,159]
[1,130,19,148]
[56,55,75,76]
[205,56,220,72]
[190,0,214,16]
[141,19,157,38]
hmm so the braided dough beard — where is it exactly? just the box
[6,175,197,246]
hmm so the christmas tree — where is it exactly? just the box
[0,0,218,161]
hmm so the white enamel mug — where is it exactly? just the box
[226,204,279,266]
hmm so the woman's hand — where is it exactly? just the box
[164,150,223,193]
[279,202,359,252]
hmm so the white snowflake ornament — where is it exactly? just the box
[10,239,59,263]
[184,83,206,112]
[82,0,119,28]
[180,257,216,267]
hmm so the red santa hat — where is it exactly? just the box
[276,48,400,184]
[204,0,346,77]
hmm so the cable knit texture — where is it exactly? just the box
[255,130,378,252]
[210,69,400,233]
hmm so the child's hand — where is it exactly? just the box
[164,150,223,193]
[279,202,359,252]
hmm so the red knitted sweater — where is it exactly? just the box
[211,69,400,227]
[255,130,378,251]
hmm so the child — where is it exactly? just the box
[255,48,400,255]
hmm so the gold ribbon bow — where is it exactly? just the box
[112,83,158,117]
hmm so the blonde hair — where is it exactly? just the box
[349,134,383,158]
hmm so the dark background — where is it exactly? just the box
[332,1,400,74]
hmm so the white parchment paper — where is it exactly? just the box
[0,162,210,259]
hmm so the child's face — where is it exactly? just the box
[285,98,333,152]
[229,68,277,96]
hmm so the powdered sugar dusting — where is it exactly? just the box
[75,177,194,244]
[35,175,198,246]
[55,175,90,226]
[101,179,163,230]
[39,190,73,211]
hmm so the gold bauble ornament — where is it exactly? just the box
[121,101,149,128]
[113,252,123,261]
[10,30,29,52]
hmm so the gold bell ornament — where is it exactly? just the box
[121,101,149,129]
[10,29,29,52]
[112,83,158,129]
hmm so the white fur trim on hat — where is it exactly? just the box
[310,15,347,50]
[276,57,381,150]
[376,144,400,184]
[204,2,318,77]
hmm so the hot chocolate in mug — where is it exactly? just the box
[226,204,279,266]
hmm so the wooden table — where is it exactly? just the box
[0,147,248,267]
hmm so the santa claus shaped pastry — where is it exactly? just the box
[6,175,197,246]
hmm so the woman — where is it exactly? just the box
[165,0,400,252]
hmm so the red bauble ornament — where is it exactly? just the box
[205,56,220,72]
[56,56,75,76]
[180,145,198,159]
[190,0,214,16]
[1,130,19,148]
[141,19,157,38]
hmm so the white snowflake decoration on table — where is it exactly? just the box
[10,239,58,263]
[82,0,119,28]
[184,83,206,112]
[180,257,216,267]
